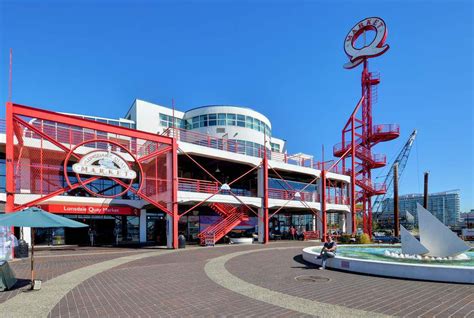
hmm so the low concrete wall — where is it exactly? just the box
[303,246,473,284]
[230,238,253,245]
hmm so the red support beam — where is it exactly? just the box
[263,154,269,243]
[320,170,327,242]
[172,138,179,249]
[5,102,14,214]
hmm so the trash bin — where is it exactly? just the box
[178,235,186,249]
[14,240,29,258]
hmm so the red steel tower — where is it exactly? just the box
[333,17,399,237]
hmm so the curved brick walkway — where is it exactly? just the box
[0,242,473,317]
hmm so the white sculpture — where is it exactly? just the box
[401,225,429,255]
[400,204,469,258]
[417,204,469,257]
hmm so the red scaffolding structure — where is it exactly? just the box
[335,17,400,236]
[5,102,179,247]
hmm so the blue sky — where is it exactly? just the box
[0,0,472,210]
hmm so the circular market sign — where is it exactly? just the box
[64,139,142,198]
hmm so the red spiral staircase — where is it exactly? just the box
[334,66,399,237]
[197,203,249,245]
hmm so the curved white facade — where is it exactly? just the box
[184,105,272,148]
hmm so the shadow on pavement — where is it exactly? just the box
[292,254,318,269]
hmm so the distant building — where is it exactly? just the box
[381,190,461,227]
[375,210,415,230]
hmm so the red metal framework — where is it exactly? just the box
[5,102,180,247]
[334,61,399,237]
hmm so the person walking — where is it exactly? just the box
[88,227,96,247]
[317,235,337,270]
[289,226,296,240]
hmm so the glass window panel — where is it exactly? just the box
[237,114,245,121]
[245,116,252,128]
[159,114,168,120]
[227,113,236,125]
[218,114,226,120]
[209,114,217,120]
[209,119,217,126]
[192,116,199,123]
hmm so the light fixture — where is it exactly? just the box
[215,164,220,173]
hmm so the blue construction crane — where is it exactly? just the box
[373,129,417,218]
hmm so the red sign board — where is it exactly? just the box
[41,204,139,216]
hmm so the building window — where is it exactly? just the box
[227,113,236,126]
[208,113,217,126]
[218,114,226,125]
[187,112,272,136]
[159,113,185,129]
[270,142,281,152]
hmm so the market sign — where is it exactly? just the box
[41,204,139,216]
[64,140,142,199]
[72,149,136,180]
[343,17,389,69]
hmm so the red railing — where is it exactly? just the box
[326,193,350,205]
[268,188,319,203]
[356,177,386,194]
[178,178,218,194]
[372,124,400,135]
[0,118,167,158]
[313,160,346,174]
[0,118,350,175]
[332,142,386,167]
[163,128,264,157]
[177,178,255,197]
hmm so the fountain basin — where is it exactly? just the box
[229,237,253,244]
[302,245,473,284]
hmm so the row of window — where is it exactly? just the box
[159,114,186,129]
[159,113,272,136]
[189,113,271,136]
[74,115,136,129]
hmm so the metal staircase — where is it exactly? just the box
[198,203,249,245]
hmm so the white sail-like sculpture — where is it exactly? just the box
[401,225,429,255]
[417,203,470,257]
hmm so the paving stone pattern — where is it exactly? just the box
[1,242,473,317]
[225,248,474,318]
[0,247,147,305]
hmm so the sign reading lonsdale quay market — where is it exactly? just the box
[72,149,137,179]
[64,140,141,198]
[343,17,389,69]
[41,204,139,216]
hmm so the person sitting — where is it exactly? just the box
[317,235,337,270]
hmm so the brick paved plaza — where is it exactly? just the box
[0,241,473,317]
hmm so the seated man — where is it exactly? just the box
[317,235,337,270]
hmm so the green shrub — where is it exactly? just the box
[339,234,352,244]
[357,233,371,244]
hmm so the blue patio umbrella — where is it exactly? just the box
[0,207,88,289]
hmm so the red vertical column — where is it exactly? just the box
[350,117,356,234]
[6,103,15,258]
[263,154,269,243]
[6,102,15,214]
[172,138,179,249]
[320,170,327,242]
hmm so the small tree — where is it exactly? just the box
[357,233,371,244]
